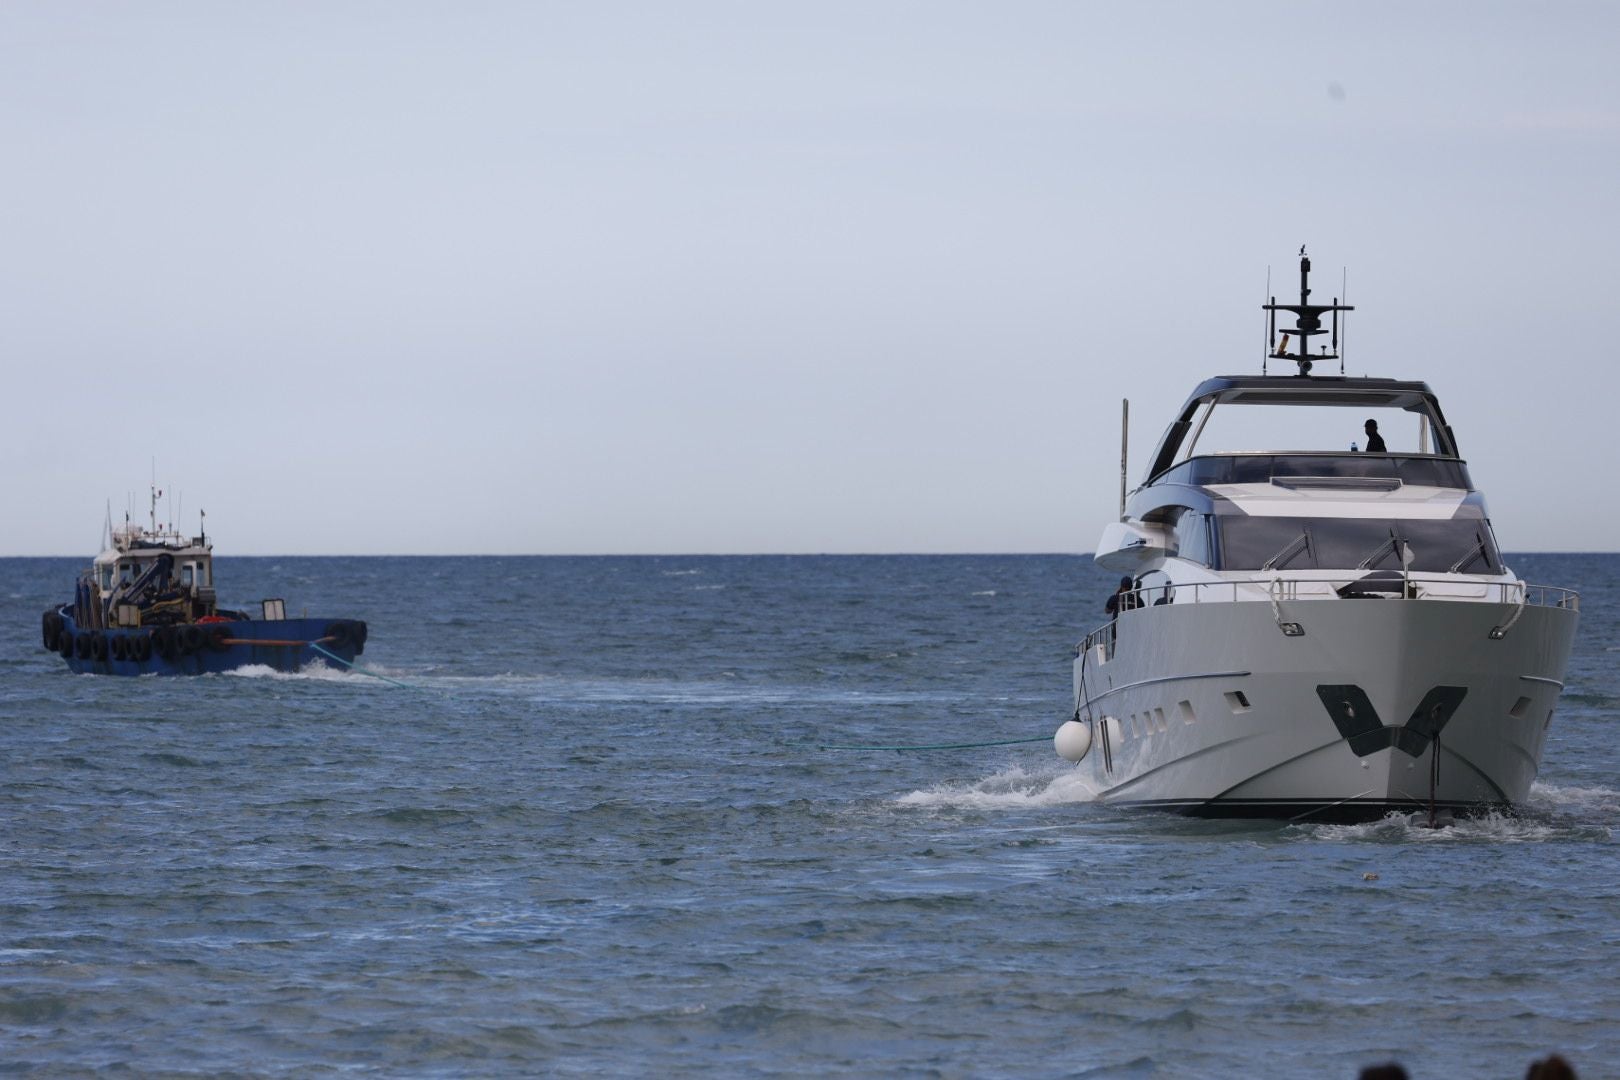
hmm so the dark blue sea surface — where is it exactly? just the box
[2,553,1616,1076]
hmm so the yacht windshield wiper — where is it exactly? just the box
[1448,533,1488,574]
[1356,530,1405,571]
[1262,528,1312,571]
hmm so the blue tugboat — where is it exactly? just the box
[39,488,368,676]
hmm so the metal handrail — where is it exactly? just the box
[1075,575,1578,654]
[1106,576,1580,614]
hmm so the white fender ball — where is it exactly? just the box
[1054,719,1093,762]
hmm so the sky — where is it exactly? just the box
[2,2,1617,555]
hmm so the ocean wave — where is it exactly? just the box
[1524,780,1620,816]
[896,765,1099,809]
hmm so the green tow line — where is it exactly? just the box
[301,644,1046,742]
[818,735,1052,752]
[309,641,420,691]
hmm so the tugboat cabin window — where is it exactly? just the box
[1215,516,1501,574]
[99,565,113,591]
[180,565,194,587]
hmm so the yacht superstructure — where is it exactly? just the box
[1053,253,1578,821]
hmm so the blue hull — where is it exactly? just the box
[44,609,364,676]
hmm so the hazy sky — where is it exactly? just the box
[3,2,1617,555]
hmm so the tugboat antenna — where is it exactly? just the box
[1261,247,1354,376]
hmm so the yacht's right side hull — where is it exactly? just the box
[1071,598,1577,821]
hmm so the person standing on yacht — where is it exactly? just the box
[1105,576,1134,618]
[1363,418,1387,452]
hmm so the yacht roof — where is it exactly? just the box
[1187,375,1439,408]
[1145,374,1459,480]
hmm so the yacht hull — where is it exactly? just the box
[1071,597,1577,821]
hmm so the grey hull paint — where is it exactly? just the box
[1071,597,1577,821]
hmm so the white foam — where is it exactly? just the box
[1298,784,1620,843]
[0,947,54,962]
[221,662,351,682]
[1302,809,1568,843]
[897,765,1100,810]
[1524,780,1620,815]
[971,590,997,597]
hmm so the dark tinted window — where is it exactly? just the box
[1173,509,1213,566]
[1215,515,1500,573]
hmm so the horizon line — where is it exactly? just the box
[4,550,1613,559]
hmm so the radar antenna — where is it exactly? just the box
[1262,247,1353,376]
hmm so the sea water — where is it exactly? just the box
[1,553,1616,1076]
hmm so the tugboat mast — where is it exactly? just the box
[1263,247,1354,376]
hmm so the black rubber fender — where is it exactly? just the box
[133,632,154,662]
[91,632,108,661]
[58,629,75,658]
[74,632,91,659]
[152,626,176,660]
[111,634,128,662]
[208,626,230,652]
[42,612,59,650]
[179,625,203,655]
[325,621,352,648]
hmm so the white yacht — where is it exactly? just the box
[1053,252,1578,821]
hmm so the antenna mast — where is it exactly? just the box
[1119,399,1129,520]
[1261,247,1354,376]
[1262,266,1272,376]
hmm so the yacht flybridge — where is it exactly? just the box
[1053,251,1578,821]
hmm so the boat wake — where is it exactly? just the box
[896,765,1101,810]
[1296,781,1620,843]
[221,662,354,682]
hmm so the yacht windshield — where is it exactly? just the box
[1187,403,1426,457]
[1218,516,1499,574]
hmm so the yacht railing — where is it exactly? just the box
[1076,576,1578,659]
[1138,576,1576,610]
